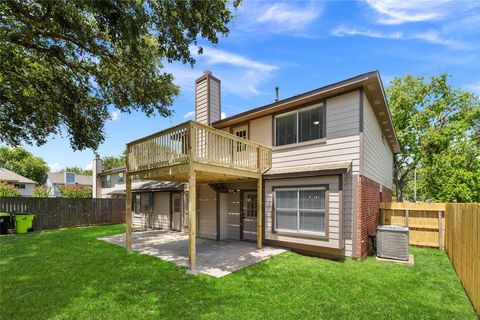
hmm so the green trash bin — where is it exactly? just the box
[14,214,35,234]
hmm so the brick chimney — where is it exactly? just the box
[195,70,221,125]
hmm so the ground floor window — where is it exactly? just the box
[275,187,326,235]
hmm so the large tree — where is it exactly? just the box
[102,153,126,170]
[387,74,480,202]
[0,146,49,183]
[59,166,92,176]
[0,0,240,151]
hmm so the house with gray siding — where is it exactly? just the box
[124,70,400,267]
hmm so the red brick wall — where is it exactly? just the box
[357,176,387,258]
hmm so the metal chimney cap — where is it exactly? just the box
[203,70,212,75]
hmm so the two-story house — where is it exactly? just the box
[44,172,93,197]
[124,70,399,270]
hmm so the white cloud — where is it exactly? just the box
[234,1,322,35]
[256,2,322,32]
[365,0,457,25]
[183,111,195,118]
[412,31,470,50]
[85,162,93,171]
[48,162,60,172]
[221,112,226,119]
[197,46,277,73]
[166,46,278,98]
[110,111,120,121]
[332,26,402,39]
[332,26,470,49]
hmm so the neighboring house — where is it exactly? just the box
[0,168,37,196]
[44,172,93,197]
[92,161,187,230]
[124,70,400,268]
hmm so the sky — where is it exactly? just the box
[18,0,480,172]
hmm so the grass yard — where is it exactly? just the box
[0,225,476,320]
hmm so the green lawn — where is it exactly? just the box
[0,225,476,320]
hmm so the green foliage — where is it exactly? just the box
[387,73,480,202]
[0,225,476,319]
[59,167,92,176]
[0,181,20,197]
[102,154,126,170]
[58,184,92,198]
[32,185,51,198]
[0,0,240,151]
[0,146,49,183]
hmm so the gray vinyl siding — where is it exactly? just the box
[195,79,208,124]
[265,176,346,250]
[363,93,394,189]
[198,184,217,239]
[227,191,241,240]
[132,192,170,230]
[271,90,361,174]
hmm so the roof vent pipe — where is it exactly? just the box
[275,86,279,102]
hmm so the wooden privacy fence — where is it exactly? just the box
[380,202,445,248]
[0,197,125,230]
[380,202,479,315]
[444,203,479,316]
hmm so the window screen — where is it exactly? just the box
[275,188,326,235]
[275,113,297,146]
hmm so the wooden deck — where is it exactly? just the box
[126,121,272,182]
[124,121,272,272]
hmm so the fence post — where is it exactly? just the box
[405,209,409,227]
[438,210,444,250]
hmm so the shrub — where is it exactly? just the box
[32,185,51,197]
[59,184,92,198]
[0,181,20,197]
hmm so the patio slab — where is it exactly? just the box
[99,230,286,277]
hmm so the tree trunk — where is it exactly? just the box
[394,177,404,202]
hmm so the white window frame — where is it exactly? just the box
[274,186,327,236]
[234,128,247,152]
[274,103,325,147]
[118,172,125,184]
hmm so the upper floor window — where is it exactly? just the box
[275,104,325,146]
[101,175,111,188]
[118,172,125,184]
[65,172,75,184]
[235,129,247,152]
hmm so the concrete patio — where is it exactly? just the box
[99,230,286,277]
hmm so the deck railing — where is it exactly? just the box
[126,121,272,174]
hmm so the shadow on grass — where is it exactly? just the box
[0,225,476,320]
